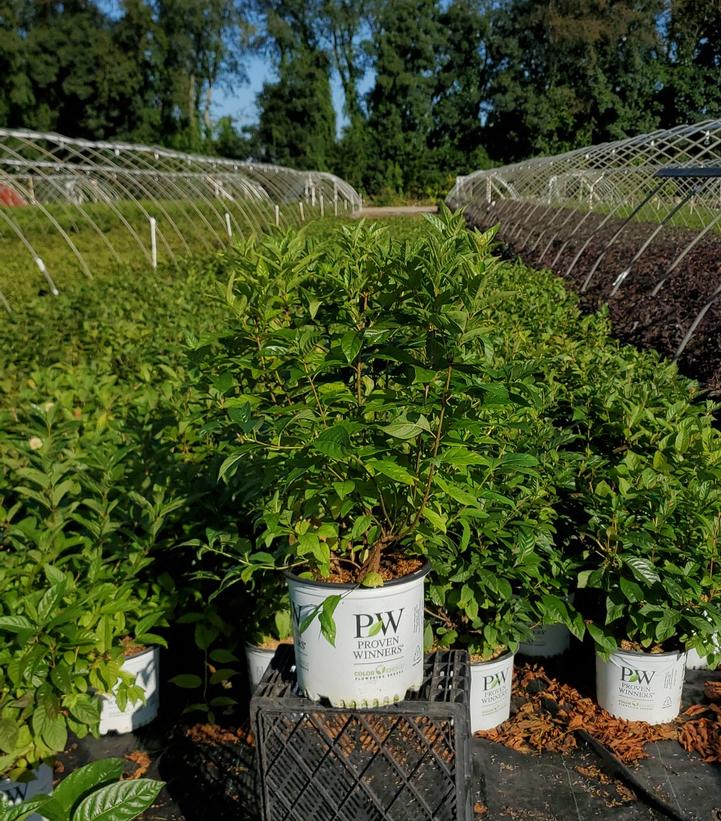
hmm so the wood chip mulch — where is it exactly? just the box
[185,722,255,747]
[478,664,721,765]
[124,750,152,779]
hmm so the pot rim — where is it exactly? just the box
[244,640,292,653]
[122,644,159,661]
[595,647,686,660]
[469,649,514,667]
[285,559,430,591]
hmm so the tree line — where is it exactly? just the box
[1,0,719,198]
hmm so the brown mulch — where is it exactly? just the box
[479,663,721,766]
[185,722,255,747]
[319,555,424,584]
[125,751,152,779]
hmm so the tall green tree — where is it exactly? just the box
[364,0,442,196]
[0,0,32,127]
[251,0,336,169]
[252,48,336,169]
[484,0,663,162]
[156,0,247,150]
[660,0,721,126]
[430,0,490,179]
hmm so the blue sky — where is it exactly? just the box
[213,55,350,132]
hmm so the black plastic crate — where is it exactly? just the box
[250,645,472,821]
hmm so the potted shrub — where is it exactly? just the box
[424,422,576,731]
[0,395,174,748]
[242,580,293,691]
[578,446,721,724]
[201,210,518,706]
[0,564,147,796]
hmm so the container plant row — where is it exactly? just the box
[2,207,721,808]
[0,381,176,798]
[192,209,721,731]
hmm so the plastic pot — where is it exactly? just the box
[686,628,720,670]
[99,646,159,735]
[595,647,685,724]
[245,642,293,691]
[0,763,53,821]
[518,623,570,658]
[469,652,514,732]
[286,562,429,707]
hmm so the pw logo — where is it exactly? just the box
[355,609,404,638]
[621,667,655,685]
[1,784,27,804]
[482,670,508,691]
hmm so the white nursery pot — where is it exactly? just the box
[469,652,514,732]
[595,648,685,724]
[99,646,159,735]
[245,643,286,691]
[519,623,570,658]
[686,632,720,670]
[286,562,429,707]
[686,647,710,671]
[0,763,53,821]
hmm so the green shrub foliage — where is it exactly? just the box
[2,211,721,776]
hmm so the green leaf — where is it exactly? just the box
[212,371,233,394]
[539,595,569,627]
[341,331,362,363]
[319,596,342,646]
[655,611,680,643]
[350,515,372,541]
[332,480,355,499]
[67,696,101,728]
[366,459,416,485]
[210,669,237,685]
[619,577,644,604]
[169,674,202,689]
[623,557,660,587]
[587,623,617,655]
[423,508,447,533]
[0,616,34,633]
[312,425,351,459]
[209,649,239,664]
[360,572,384,588]
[380,421,428,440]
[73,779,163,821]
[218,452,244,482]
[0,797,51,821]
[51,759,125,816]
[0,719,18,755]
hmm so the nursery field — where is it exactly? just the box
[464,204,721,395]
[2,211,721,820]
[0,199,322,308]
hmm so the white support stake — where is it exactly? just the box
[35,257,59,296]
[299,201,305,221]
[275,204,280,227]
[320,194,324,217]
[225,212,233,240]
[149,217,157,271]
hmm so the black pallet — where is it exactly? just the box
[250,645,472,821]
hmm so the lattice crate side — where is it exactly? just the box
[250,646,472,821]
